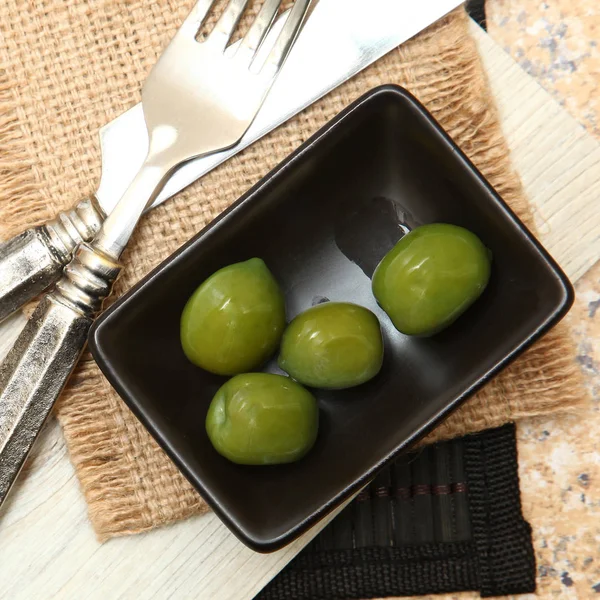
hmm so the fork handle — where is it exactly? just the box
[0,242,120,508]
[0,198,105,323]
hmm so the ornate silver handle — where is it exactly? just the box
[0,242,120,507]
[0,198,105,323]
[0,154,169,508]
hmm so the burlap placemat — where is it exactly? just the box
[0,2,585,540]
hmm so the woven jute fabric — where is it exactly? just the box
[0,2,585,540]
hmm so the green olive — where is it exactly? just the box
[372,223,492,336]
[278,302,384,390]
[180,258,286,375]
[206,373,319,465]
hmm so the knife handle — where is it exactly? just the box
[0,242,120,508]
[0,198,105,323]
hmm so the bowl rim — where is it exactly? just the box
[89,84,574,552]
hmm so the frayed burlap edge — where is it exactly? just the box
[58,358,210,539]
[0,66,42,240]
[52,9,589,540]
[0,7,587,540]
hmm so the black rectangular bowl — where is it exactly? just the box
[89,85,573,552]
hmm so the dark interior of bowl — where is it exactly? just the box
[89,86,572,552]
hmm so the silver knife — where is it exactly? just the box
[0,0,462,322]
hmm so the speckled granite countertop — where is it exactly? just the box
[490,4,600,598]
[415,2,600,599]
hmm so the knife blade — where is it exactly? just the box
[0,0,462,322]
[98,0,463,214]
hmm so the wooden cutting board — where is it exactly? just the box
[0,22,598,600]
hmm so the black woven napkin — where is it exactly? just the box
[467,0,487,30]
[258,424,535,599]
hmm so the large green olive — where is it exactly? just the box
[206,373,319,465]
[372,223,491,336]
[180,258,286,375]
[278,302,384,390]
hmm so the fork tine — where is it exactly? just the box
[178,0,217,39]
[263,0,311,71]
[208,0,250,50]
[239,0,281,56]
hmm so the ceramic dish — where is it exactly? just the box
[89,85,573,551]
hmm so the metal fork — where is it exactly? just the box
[0,0,311,509]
